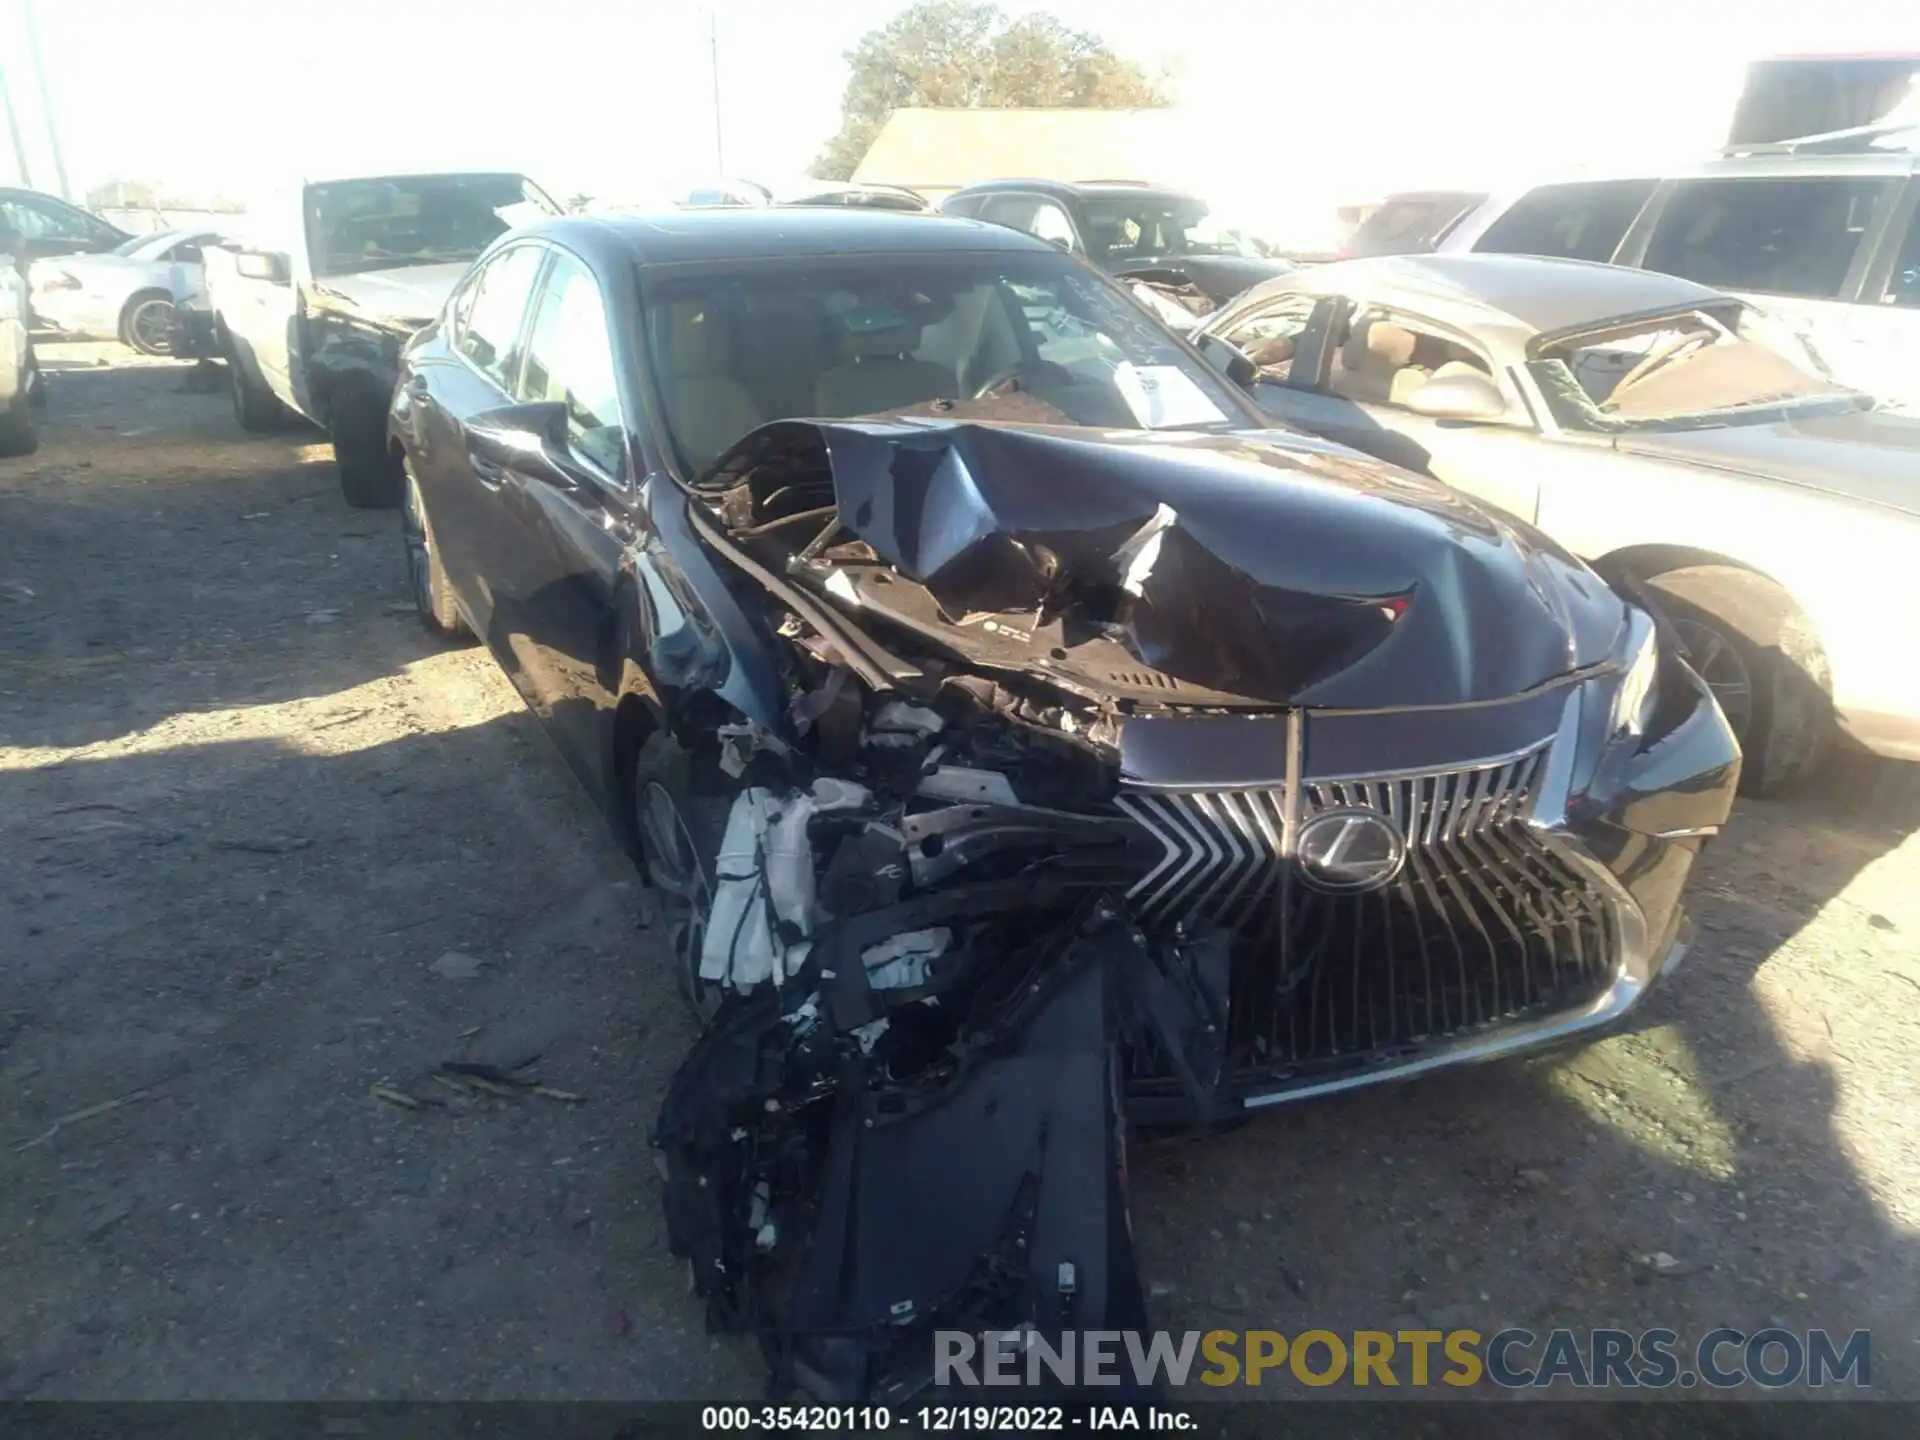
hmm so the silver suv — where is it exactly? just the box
[1346,127,1920,409]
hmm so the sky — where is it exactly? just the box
[1,0,1915,227]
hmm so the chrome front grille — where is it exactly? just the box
[1119,745,1619,1078]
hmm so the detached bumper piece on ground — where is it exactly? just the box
[650,419,1741,1401]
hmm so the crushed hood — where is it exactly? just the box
[1612,406,1920,519]
[311,261,472,325]
[754,419,1626,710]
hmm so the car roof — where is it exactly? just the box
[526,207,1060,263]
[950,178,1199,204]
[1249,253,1729,344]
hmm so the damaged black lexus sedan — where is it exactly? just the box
[388,208,1739,1400]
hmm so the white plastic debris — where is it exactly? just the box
[701,779,871,991]
[867,701,945,746]
[915,766,1020,806]
[861,927,953,990]
[850,1017,891,1054]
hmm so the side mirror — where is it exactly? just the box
[1192,332,1258,390]
[1404,369,1507,422]
[465,401,597,494]
[234,250,291,284]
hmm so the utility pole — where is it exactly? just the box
[0,54,30,188]
[710,9,725,175]
[21,0,70,200]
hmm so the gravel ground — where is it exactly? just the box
[2,345,1915,1421]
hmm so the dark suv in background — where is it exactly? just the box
[941,178,1292,303]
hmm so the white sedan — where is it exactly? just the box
[30,229,221,355]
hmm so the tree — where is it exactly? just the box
[811,1,1170,181]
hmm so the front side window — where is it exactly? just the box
[304,174,560,278]
[1025,201,1081,252]
[517,252,625,481]
[1643,177,1895,300]
[1,195,122,246]
[1531,301,1860,432]
[1474,179,1656,263]
[1219,297,1319,380]
[458,244,545,390]
[642,252,1252,474]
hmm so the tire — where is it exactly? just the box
[228,346,286,433]
[332,402,400,509]
[1643,563,1833,797]
[0,393,36,457]
[120,290,176,356]
[400,458,468,638]
[630,731,732,1025]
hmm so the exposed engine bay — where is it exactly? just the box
[649,417,1741,1402]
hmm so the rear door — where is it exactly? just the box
[487,245,638,794]
[409,240,548,644]
[1632,173,1902,399]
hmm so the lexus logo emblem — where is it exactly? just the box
[1295,807,1407,893]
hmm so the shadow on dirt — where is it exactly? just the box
[0,362,420,752]
[0,710,748,1399]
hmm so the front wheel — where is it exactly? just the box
[120,290,176,356]
[630,733,731,1025]
[1644,564,1832,797]
[333,404,400,509]
[400,459,468,638]
[228,347,286,433]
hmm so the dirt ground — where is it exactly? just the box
[2,344,1917,1417]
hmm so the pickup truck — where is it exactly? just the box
[211,171,560,506]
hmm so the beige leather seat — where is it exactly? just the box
[1331,318,1428,405]
[814,323,957,417]
[656,299,761,469]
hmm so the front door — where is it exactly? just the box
[485,246,637,802]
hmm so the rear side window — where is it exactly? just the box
[1644,177,1895,300]
[1882,211,1920,308]
[941,195,982,218]
[1474,179,1656,263]
[1344,193,1486,257]
[458,244,545,389]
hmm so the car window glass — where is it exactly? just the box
[1473,179,1656,263]
[169,241,205,265]
[1343,193,1486,257]
[459,244,544,390]
[518,252,625,481]
[941,195,980,218]
[1221,298,1318,380]
[1882,212,1920,308]
[643,251,1247,473]
[1324,308,1497,410]
[1,196,115,243]
[977,195,1037,228]
[1643,177,1894,300]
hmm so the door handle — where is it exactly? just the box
[471,454,508,491]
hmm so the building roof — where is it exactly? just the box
[851,108,1188,191]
